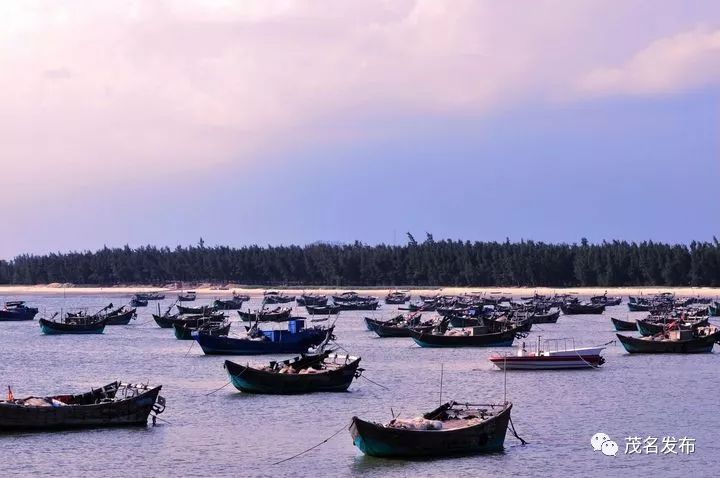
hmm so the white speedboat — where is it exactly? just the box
[489,337,605,370]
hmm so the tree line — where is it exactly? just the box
[2,236,720,287]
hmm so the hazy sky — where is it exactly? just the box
[2,1,719,258]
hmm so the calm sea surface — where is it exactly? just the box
[1,294,717,477]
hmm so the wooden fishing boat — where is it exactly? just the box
[134,292,165,301]
[306,304,341,315]
[385,292,410,305]
[152,311,224,328]
[409,326,522,348]
[402,301,437,312]
[237,307,292,322]
[263,292,296,304]
[39,316,108,335]
[349,401,512,458]
[224,350,361,394]
[333,292,376,303]
[636,316,708,336]
[337,300,380,311]
[610,317,637,331]
[166,312,226,329]
[366,315,438,338]
[364,315,404,331]
[591,294,623,306]
[66,303,113,319]
[69,305,136,326]
[177,304,216,315]
[105,307,137,325]
[560,302,605,315]
[177,291,197,302]
[152,313,175,328]
[530,308,560,324]
[213,298,246,310]
[489,337,606,370]
[296,294,328,307]
[617,326,720,354]
[0,382,165,431]
[130,298,148,307]
[0,301,39,321]
[193,320,333,355]
[173,320,231,340]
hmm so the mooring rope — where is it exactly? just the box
[330,341,389,391]
[508,416,527,445]
[573,339,616,369]
[359,373,390,391]
[206,366,248,395]
[272,422,348,465]
[183,340,195,357]
[205,380,232,396]
[330,340,350,354]
[153,416,172,425]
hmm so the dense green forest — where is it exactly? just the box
[2,236,720,286]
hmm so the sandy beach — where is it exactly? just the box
[1,283,719,298]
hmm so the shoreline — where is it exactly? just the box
[1,284,719,298]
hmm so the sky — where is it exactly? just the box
[1,0,719,258]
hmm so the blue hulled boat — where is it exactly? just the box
[193,319,333,355]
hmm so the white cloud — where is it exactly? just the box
[579,27,720,96]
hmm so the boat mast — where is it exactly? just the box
[503,354,508,404]
[439,363,444,405]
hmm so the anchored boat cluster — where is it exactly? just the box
[2,289,717,458]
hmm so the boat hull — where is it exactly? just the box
[105,309,136,325]
[617,333,719,354]
[173,322,231,340]
[560,304,605,315]
[214,299,245,310]
[237,309,292,322]
[224,357,360,394]
[409,328,517,348]
[193,329,330,355]
[530,310,560,324]
[349,404,511,458]
[152,314,174,328]
[39,318,107,335]
[610,317,637,331]
[0,385,161,431]
[489,355,603,370]
[0,311,36,321]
